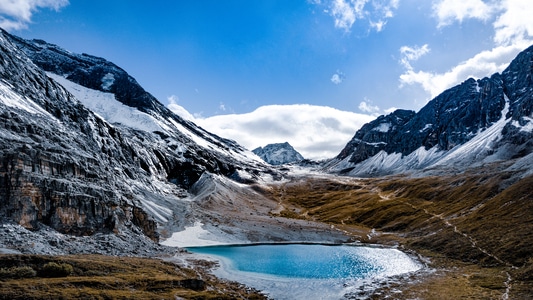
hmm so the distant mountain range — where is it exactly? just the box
[252,142,304,165]
[326,44,533,177]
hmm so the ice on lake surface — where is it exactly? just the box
[187,243,421,300]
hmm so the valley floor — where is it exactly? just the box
[164,166,533,299]
[1,166,532,299]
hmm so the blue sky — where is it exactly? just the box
[2,0,533,159]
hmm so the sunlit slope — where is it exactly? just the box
[259,170,533,297]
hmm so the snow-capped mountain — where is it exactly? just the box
[9,34,269,178]
[0,28,277,243]
[326,44,533,177]
[252,142,304,165]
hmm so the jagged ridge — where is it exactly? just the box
[328,44,533,176]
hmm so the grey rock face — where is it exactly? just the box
[337,109,415,162]
[0,28,276,245]
[253,142,304,165]
[9,32,268,186]
[332,44,533,175]
[0,29,159,239]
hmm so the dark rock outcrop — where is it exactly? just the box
[336,109,415,162]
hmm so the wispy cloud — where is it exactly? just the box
[0,0,69,31]
[432,0,495,28]
[400,44,526,99]
[399,0,533,100]
[369,0,398,32]
[369,19,385,32]
[167,95,195,121]
[399,44,430,70]
[330,0,367,31]
[358,99,380,115]
[168,104,375,160]
[493,0,533,46]
[330,70,345,84]
[315,0,399,32]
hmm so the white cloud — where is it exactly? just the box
[167,95,195,121]
[433,0,495,28]
[369,19,385,32]
[383,107,398,114]
[330,70,345,84]
[369,0,399,31]
[187,104,375,160]
[358,100,380,115]
[493,0,533,46]
[399,44,431,69]
[318,0,398,32]
[399,1,533,100]
[0,0,69,30]
[400,44,527,99]
[330,0,366,31]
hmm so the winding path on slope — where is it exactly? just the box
[377,189,515,299]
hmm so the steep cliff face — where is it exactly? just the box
[9,33,271,188]
[329,44,533,176]
[0,29,159,239]
[336,109,415,162]
[0,29,276,242]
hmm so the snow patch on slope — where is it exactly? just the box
[372,123,391,132]
[474,81,481,93]
[0,79,56,119]
[435,95,510,166]
[420,124,433,132]
[100,73,115,91]
[511,116,533,133]
[48,73,163,132]
[362,147,443,175]
[161,221,241,247]
[141,200,173,223]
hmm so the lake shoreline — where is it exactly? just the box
[170,239,426,300]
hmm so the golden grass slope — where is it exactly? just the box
[0,254,266,300]
[260,169,533,299]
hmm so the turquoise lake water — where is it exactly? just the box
[186,243,421,299]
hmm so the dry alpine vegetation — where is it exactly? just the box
[0,254,266,300]
[261,167,533,299]
[1,167,531,299]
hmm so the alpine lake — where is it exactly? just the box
[186,243,421,300]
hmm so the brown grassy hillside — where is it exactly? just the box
[261,170,533,299]
[0,254,266,300]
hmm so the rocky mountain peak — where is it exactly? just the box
[253,142,304,165]
[9,34,161,114]
[336,109,415,162]
[328,44,533,176]
[0,29,277,245]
